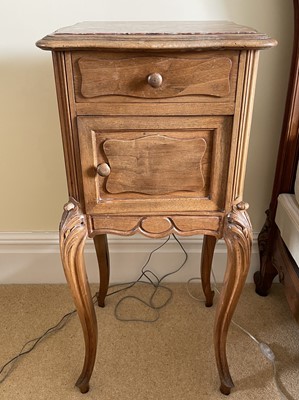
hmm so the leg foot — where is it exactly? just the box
[214,202,253,394]
[76,379,90,394]
[220,383,232,395]
[59,198,98,393]
[201,235,217,307]
[93,234,110,307]
[254,269,276,297]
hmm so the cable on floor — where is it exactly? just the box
[187,271,291,400]
[1,234,293,400]
[107,234,188,322]
[0,234,187,382]
[0,293,97,383]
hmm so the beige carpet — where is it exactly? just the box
[0,283,298,400]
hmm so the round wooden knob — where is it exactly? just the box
[147,73,163,88]
[96,163,111,177]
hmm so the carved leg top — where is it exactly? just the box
[59,198,87,252]
[226,202,252,242]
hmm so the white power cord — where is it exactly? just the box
[187,273,291,400]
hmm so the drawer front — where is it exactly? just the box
[77,116,233,215]
[72,51,239,103]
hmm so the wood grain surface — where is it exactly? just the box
[77,55,232,99]
[103,135,206,195]
[72,50,238,104]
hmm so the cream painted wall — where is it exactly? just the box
[0,0,293,231]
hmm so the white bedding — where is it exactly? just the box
[275,193,299,267]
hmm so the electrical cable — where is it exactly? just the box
[187,270,291,400]
[105,235,172,298]
[0,293,97,384]
[0,235,293,400]
[0,234,187,382]
[109,234,188,323]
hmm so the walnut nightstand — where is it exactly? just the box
[37,21,276,395]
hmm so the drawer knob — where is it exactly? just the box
[147,73,163,88]
[96,163,111,177]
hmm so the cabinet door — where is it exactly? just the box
[77,116,232,215]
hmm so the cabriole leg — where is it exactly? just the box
[201,235,217,307]
[214,202,252,395]
[93,234,110,307]
[59,197,98,394]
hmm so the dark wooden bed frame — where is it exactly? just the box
[254,0,299,324]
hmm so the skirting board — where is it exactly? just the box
[0,232,260,284]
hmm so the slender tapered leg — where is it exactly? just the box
[201,235,217,307]
[59,198,98,394]
[93,234,110,307]
[214,202,252,395]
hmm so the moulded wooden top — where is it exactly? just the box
[36,21,277,51]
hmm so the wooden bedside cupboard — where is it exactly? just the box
[36,21,276,395]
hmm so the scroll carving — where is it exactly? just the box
[60,199,87,248]
[257,209,271,260]
[225,202,253,255]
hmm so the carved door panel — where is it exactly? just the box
[102,135,206,195]
[77,116,233,215]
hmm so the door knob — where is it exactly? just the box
[96,163,111,177]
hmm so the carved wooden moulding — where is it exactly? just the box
[88,214,222,238]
